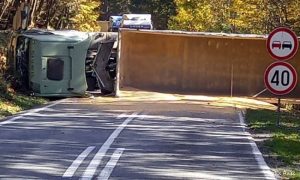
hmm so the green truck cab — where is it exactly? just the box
[8,29,118,97]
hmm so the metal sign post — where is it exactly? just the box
[277,97,281,126]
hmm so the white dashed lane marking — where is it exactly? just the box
[63,146,96,178]
[98,148,125,180]
[81,112,139,179]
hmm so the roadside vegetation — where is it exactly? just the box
[2,1,300,34]
[0,79,46,118]
[246,108,300,179]
[169,0,300,34]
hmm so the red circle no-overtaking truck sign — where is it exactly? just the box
[264,61,298,95]
[267,27,299,61]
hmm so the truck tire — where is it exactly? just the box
[86,76,96,91]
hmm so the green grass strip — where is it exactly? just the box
[246,109,300,179]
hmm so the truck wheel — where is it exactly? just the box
[101,88,113,95]
[86,76,96,91]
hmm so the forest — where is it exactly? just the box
[0,0,300,34]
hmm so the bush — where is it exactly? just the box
[0,31,9,75]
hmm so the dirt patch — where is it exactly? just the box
[85,89,277,111]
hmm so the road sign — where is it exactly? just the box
[264,61,298,95]
[267,27,299,61]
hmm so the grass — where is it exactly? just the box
[246,108,300,180]
[0,79,47,118]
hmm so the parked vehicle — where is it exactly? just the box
[109,16,123,32]
[120,14,153,30]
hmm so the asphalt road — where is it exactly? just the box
[0,97,277,179]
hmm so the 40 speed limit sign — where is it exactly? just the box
[264,61,298,95]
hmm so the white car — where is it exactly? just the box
[120,14,153,30]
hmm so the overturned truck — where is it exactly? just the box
[8,30,118,97]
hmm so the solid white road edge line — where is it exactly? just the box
[63,146,96,178]
[0,99,65,126]
[97,148,125,180]
[238,111,277,180]
[81,112,139,180]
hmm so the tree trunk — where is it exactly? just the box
[29,0,38,27]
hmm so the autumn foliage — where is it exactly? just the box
[168,0,300,35]
[0,0,101,31]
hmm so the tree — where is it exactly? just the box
[103,0,176,30]
[0,0,101,31]
[100,0,130,20]
[168,0,222,32]
[31,0,100,31]
[71,0,100,31]
[130,0,176,29]
[169,0,300,35]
